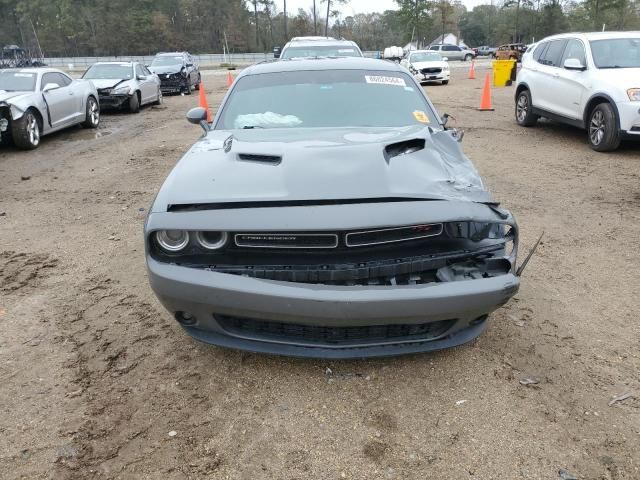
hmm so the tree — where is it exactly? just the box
[322,0,348,36]
[394,0,431,47]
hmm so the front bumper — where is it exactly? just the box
[147,256,519,358]
[98,93,129,108]
[413,71,450,83]
[616,100,640,136]
[159,76,188,93]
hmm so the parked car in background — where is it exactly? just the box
[428,44,475,61]
[496,43,526,61]
[148,52,201,95]
[83,62,161,113]
[0,67,99,150]
[515,32,640,151]
[278,37,363,59]
[401,50,450,85]
[144,57,520,358]
[475,46,497,57]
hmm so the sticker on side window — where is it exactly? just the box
[338,49,355,53]
[413,111,430,124]
[14,73,34,77]
[364,75,406,87]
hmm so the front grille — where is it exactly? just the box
[235,233,338,249]
[216,315,456,346]
[421,67,442,74]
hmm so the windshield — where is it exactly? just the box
[151,56,184,66]
[83,64,133,80]
[281,45,361,59]
[217,69,438,130]
[410,52,443,62]
[590,38,640,68]
[0,71,37,92]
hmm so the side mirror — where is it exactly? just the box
[137,75,147,81]
[273,47,281,59]
[187,107,209,133]
[564,58,586,71]
[186,63,194,68]
[442,113,455,128]
[43,83,60,92]
[442,57,449,61]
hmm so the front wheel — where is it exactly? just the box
[588,103,621,152]
[464,54,473,61]
[515,89,538,127]
[442,80,449,85]
[82,96,100,128]
[194,74,201,90]
[128,92,140,113]
[12,109,41,150]
[183,78,192,95]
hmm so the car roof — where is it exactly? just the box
[156,52,188,56]
[284,39,358,48]
[92,61,135,66]
[409,50,440,54]
[537,31,640,42]
[0,67,63,75]
[240,57,405,77]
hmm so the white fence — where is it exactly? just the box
[44,51,381,67]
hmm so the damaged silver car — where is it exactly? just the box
[145,58,521,358]
[0,68,99,150]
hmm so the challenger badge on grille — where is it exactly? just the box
[235,233,338,248]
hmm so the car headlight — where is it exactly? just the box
[196,231,228,250]
[113,85,130,95]
[628,88,640,101]
[155,230,189,252]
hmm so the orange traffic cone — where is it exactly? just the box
[226,71,234,88]
[468,60,476,79]
[478,73,494,111]
[198,80,212,122]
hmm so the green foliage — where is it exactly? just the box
[0,0,638,56]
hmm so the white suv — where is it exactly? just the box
[515,32,640,151]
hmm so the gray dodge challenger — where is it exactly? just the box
[145,57,521,358]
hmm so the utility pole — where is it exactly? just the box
[313,0,317,35]
[284,0,288,41]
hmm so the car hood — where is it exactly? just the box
[411,61,448,70]
[153,125,491,212]
[596,67,640,87]
[88,78,133,89]
[0,90,32,103]
[148,65,183,75]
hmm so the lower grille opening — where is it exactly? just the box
[216,315,456,346]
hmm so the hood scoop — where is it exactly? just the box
[237,153,282,165]
[384,138,425,162]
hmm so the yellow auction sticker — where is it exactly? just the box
[413,110,430,123]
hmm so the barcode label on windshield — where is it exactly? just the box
[365,75,406,87]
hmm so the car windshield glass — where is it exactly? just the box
[410,53,442,62]
[590,38,640,68]
[0,71,37,91]
[281,46,361,59]
[217,69,438,130]
[83,64,133,80]
[151,56,184,66]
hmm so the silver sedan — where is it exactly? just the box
[0,68,100,150]
[82,62,162,113]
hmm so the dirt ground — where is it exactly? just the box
[1,68,639,480]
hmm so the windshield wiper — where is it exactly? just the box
[600,65,626,69]
[241,125,265,129]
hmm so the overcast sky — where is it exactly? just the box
[283,0,488,16]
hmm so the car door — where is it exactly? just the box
[41,72,77,128]
[550,38,589,120]
[443,45,461,60]
[532,39,568,113]
[135,64,153,104]
[143,65,160,97]
[56,72,84,121]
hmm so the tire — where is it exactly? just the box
[588,102,621,152]
[184,78,192,95]
[82,96,100,128]
[194,74,201,90]
[464,54,473,61]
[442,80,449,85]
[11,109,41,150]
[153,87,163,106]
[515,89,538,127]
[128,92,140,113]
